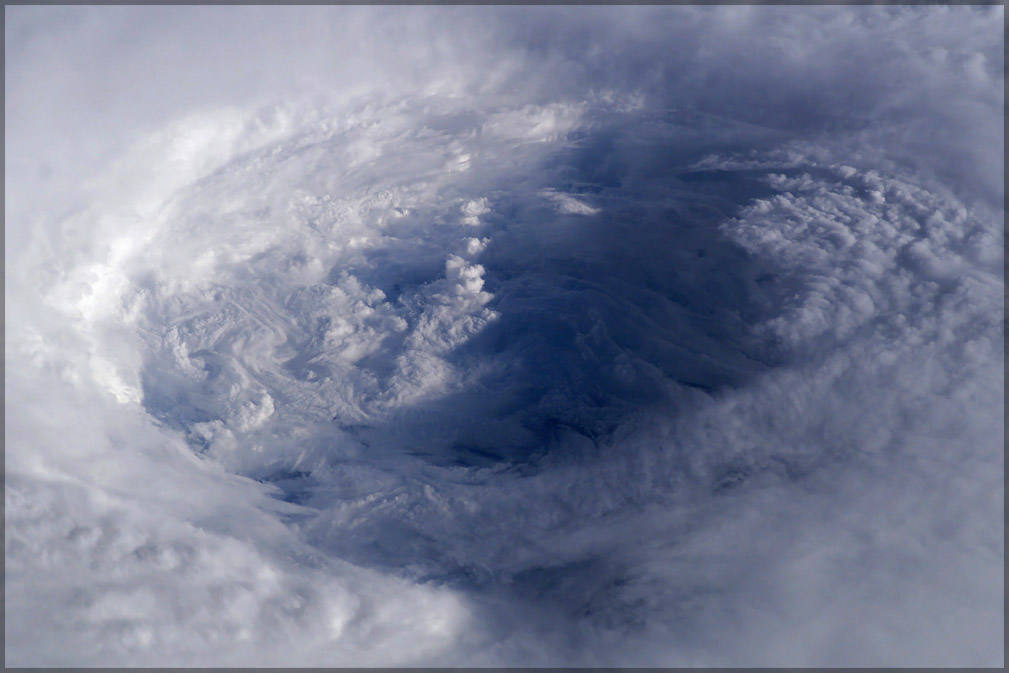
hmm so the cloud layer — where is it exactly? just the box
[5,6,1003,666]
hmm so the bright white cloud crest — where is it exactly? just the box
[5,6,1004,667]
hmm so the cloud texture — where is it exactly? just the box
[5,5,1004,666]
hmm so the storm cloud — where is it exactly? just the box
[5,6,1003,667]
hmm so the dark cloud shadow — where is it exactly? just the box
[343,112,796,471]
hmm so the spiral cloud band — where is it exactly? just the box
[5,6,1004,666]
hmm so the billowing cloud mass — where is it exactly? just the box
[5,5,1003,667]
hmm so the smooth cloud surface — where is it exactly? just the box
[5,6,1004,667]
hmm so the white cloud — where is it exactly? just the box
[541,189,600,216]
[5,5,1003,667]
[481,102,584,144]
